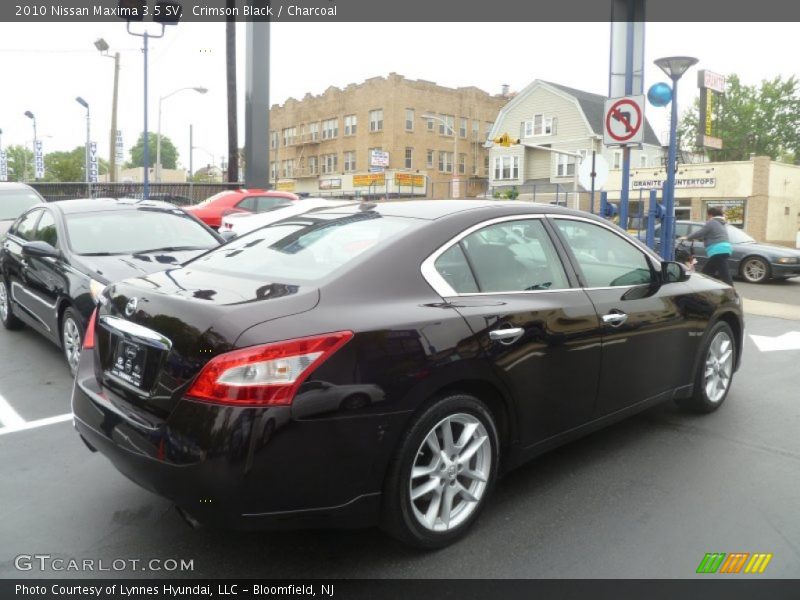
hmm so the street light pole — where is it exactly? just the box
[421,114,458,198]
[76,97,90,191]
[655,56,698,262]
[157,86,207,182]
[95,39,120,183]
[24,111,37,181]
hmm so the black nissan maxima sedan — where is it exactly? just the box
[71,200,743,548]
[0,199,224,374]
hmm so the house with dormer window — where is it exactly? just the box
[487,80,664,193]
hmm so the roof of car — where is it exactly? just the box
[312,199,591,220]
[48,198,181,214]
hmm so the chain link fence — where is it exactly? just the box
[29,182,244,206]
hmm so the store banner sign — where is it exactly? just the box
[632,177,716,190]
[89,142,98,183]
[34,140,44,179]
[0,150,8,181]
[115,130,124,163]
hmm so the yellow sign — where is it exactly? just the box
[493,133,519,147]
[353,173,385,187]
[395,173,426,187]
[705,93,714,136]
[276,181,295,192]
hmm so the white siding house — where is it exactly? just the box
[487,81,664,194]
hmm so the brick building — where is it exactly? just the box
[268,73,508,198]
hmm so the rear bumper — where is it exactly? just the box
[70,352,396,530]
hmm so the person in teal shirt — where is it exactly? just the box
[679,206,733,285]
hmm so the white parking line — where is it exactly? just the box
[0,393,26,428]
[0,413,72,436]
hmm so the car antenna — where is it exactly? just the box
[359,202,378,211]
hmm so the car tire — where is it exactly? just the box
[61,307,84,376]
[0,278,24,330]
[676,321,736,414]
[381,394,499,549]
[740,256,770,284]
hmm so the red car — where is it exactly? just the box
[186,189,299,229]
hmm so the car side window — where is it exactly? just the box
[674,223,690,238]
[437,219,569,294]
[433,244,479,293]
[555,219,653,288]
[11,209,43,241]
[33,211,58,248]
[236,197,258,212]
[256,197,293,213]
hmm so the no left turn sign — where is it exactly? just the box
[603,95,645,146]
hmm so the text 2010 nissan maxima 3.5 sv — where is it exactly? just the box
[72,200,743,548]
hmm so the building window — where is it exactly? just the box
[484,155,490,176]
[459,118,467,138]
[493,156,520,180]
[405,147,413,169]
[282,127,296,147]
[427,116,435,131]
[640,154,648,167]
[613,151,622,169]
[270,131,278,149]
[344,115,357,136]
[270,161,277,180]
[309,122,319,141]
[556,154,577,177]
[405,109,414,131]
[472,120,480,139]
[282,159,295,178]
[369,109,383,132]
[426,150,434,168]
[308,156,318,175]
[458,153,466,174]
[322,153,338,174]
[439,114,455,136]
[438,151,453,173]
[344,151,356,172]
[322,118,338,140]
[524,114,556,137]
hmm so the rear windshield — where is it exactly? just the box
[190,211,415,281]
[65,209,220,255]
[0,189,43,220]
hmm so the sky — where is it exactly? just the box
[0,21,797,173]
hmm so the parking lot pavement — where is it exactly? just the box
[1,312,799,579]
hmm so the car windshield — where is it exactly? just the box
[191,211,415,281]
[65,209,220,255]
[726,225,755,243]
[0,189,43,220]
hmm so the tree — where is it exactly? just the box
[3,145,33,182]
[43,146,109,182]
[679,74,800,163]
[126,132,179,170]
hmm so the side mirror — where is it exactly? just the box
[219,230,237,242]
[22,241,60,259]
[662,261,690,283]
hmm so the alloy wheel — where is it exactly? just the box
[0,281,8,323]
[409,413,492,532]
[704,330,733,404]
[742,258,768,283]
[63,316,82,374]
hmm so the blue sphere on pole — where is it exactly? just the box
[647,82,673,107]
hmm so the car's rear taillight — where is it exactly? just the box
[186,331,354,406]
[83,308,98,349]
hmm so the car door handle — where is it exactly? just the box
[489,327,525,344]
[602,312,628,327]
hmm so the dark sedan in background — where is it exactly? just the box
[0,198,223,373]
[656,220,800,283]
[72,200,743,548]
